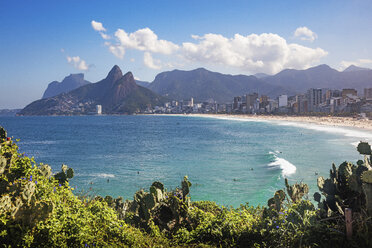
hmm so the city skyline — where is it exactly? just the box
[1,0,372,108]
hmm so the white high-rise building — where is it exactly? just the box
[96,105,102,115]
[307,88,322,112]
[278,95,288,107]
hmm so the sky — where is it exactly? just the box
[1,0,372,109]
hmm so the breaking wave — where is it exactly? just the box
[268,151,296,177]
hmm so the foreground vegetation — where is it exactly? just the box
[1,126,372,247]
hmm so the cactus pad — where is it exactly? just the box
[39,164,52,178]
[357,142,372,155]
[362,170,372,184]
[0,126,6,140]
[0,155,7,174]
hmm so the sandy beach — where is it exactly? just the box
[159,114,372,132]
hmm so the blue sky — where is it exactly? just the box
[1,0,372,108]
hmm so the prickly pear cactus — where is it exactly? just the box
[268,189,286,212]
[22,182,36,204]
[54,164,74,184]
[39,164,52,178]
[285,178,309,203]
[122,178,192,232]
[0,195,12,211]
[361,171,372,215]
[357,142,372,155]
[0,126,6,140]
[0,155,7,174]
[361,170,372,184]
[357,142,372,169]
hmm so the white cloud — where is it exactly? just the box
[339,58,372,70]
[91,20,106,32]
[181,33,327,74]
[134,76,140,80]
[294,26,317,42]
[143,52,161,69]
[100,32,110,40]
[93,22,328,74]
[104,42,125,59]
[114,28,179,55]
[66,56,89,71]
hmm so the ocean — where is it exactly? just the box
[0,115,371,207]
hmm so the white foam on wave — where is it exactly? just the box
[20,140,57,145]
[268,152,296,177]
[351,141,360,147]
[92,173,115,178]
[194,115,271,123]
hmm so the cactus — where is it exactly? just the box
[0,126,6,140]
[357,142,372,155]
[54,164,74,184]
[313,192,321,202]
[181,176,191,197]
[39,164,52,178]
[0,155,6,174]
[22,182,36,203]
[316,142,372,217]
[0,195,12,211]
[268,189,286,212]
[361,170,372,215]
[357,142,372,169]
[118,178,192,232]
[285,178,309,203]
[361,170,372,184]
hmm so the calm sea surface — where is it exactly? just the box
[1,115,371,207]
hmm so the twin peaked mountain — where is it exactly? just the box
[19,66,166,115]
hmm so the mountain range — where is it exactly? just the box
[42,73,91,99]
[19,64,372,115]
[19,66,166,115]
[148,68,289,102]
[262,64,372,94]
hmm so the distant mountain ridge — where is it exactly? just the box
[42,73,91,99]
[135,80,151,88]
[148,68,290,102]
[343,65,371,72]
[261,64,372,94]
[19,66,166,115]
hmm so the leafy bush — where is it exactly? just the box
[1,125,372,247]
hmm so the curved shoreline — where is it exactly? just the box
[153,113,372,132]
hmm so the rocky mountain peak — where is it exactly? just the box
[106,65,123,82]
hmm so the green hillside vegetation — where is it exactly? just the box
[1,126,372,247]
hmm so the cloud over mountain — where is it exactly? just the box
[181,33,327,74]
[66,56,89,71]
[92,21,327,74]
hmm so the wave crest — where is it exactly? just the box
[268,152,296,177]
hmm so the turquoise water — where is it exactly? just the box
[0,115,370,207]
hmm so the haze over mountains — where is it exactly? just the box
[42,73,91,99]
[19,66,166,115]
[262,64,372,94]
[148,68,289,103]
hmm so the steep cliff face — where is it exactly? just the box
[19,65,166,115]
[42,73,91,99]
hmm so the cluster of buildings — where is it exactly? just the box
[143,98,219,114]
[145,87,372,118]
[229,88,372,117]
